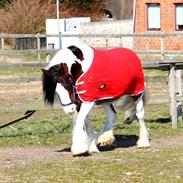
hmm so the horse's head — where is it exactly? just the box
[42,63,76,114]
[42,46,83,114]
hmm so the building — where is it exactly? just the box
[134,0,183,50]
[105,0,183,50]
[135,0,183,33]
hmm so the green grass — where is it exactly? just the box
[144,69,168,77]
[0,105,182,147]
[0,105,183,182]
[0,66,42,78]
[0,111,73,147]
[24,52,54,62]
[0,65,170,80]
[0,65,183,182]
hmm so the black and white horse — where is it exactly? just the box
[42,44,150,156]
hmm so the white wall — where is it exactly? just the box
[80,19,134,48]
[46,18,90,49]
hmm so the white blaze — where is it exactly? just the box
[56,83,76,114]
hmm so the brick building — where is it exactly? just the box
[104,0,183,50]
[134,0,183,50]
[135,0,183,32]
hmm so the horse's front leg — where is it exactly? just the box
[72,111,99,154]
[97,104,116,146]
[84,117,99,153]
[71,102,95,156]
[135,95,150,148]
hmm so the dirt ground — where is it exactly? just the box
[0,134,183,168]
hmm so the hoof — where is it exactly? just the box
[89,142,100,153]
[97,131,115,147]
[98,139,115,147]
[73,151,90,157]
[137,139,150,148]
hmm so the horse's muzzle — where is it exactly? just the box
[63,104,76,114]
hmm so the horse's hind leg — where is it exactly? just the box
[97,104,116,146]
[135,94,150,148]
[124,107,137,124]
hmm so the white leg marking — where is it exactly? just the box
[71,102,95,155]
[97,104,116,146]
[84,117,99,153]
[135,95,150,148]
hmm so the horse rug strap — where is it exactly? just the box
[76,48,145,102]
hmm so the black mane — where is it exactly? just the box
[42,66,59,105]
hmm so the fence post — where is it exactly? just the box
[119,35,122,47]
[105,37,109,47]
[169,63,177,128]
[37,33,41,63]
[1,37,4,51]
[46,52,51,63]
[160,34,164,60]
[175,69,182,122]
[1,34,5,62]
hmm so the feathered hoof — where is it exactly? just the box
[98,139,115,147]
[97,131,115,147]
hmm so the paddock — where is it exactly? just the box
[0,78,183,182]
[0,33,183,182]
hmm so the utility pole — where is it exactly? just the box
[56,0,62,49]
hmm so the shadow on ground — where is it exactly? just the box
[57,135,138,154]
[98,135,138,151]
[146,117,170,124]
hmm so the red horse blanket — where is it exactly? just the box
[76,48,144,102]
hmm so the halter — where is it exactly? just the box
[60,78,77,107]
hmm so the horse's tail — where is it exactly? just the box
[42,68,58,106]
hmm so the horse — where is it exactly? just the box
[42,43,150,156]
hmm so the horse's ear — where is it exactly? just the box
[71,62,82,79]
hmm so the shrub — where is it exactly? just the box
[0,0,55,33]
[0,0,104,34]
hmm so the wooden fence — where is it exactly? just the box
[1,32,183,62]
[0,33,183,128]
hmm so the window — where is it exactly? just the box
[147,4,160,30]
[175,4,183,30]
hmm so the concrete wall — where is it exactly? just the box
[105,0,134,20]
[80,20,134,48]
